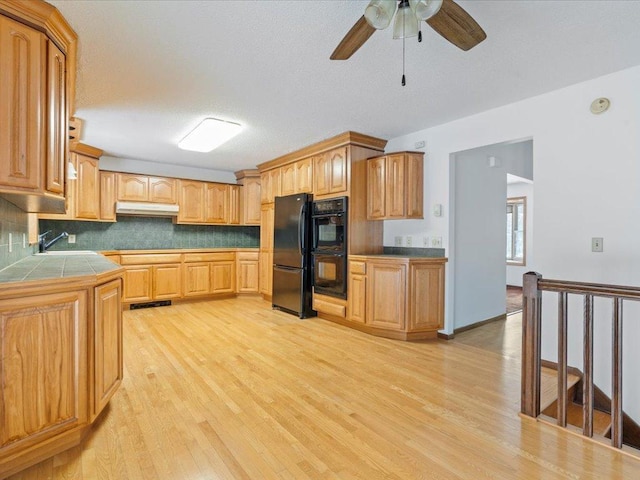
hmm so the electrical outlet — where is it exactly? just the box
[394,236,403,247]
[592,237,603,252]
[431,236,442,248]
[8,233,12,253]
[423,236,430,247]
[406,235,413,247]
[68,234,76,244]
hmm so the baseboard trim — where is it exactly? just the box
[454,313,506,335]
[437,331,455,340]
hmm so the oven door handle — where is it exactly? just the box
[312,252,345,257]
[311,212,344,219]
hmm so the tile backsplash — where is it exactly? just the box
[39,216,260,251]
[0,197,36,269]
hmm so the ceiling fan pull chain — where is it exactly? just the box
[402,32,407,86]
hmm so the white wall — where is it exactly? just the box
[385,64,640,419]
[506,181,534,287]
[100,156,237,183]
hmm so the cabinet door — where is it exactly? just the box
[259,251,273,296]
[211,261,235,294]
[295,158,313,193]
[269,168,282,201]
[260,203,275,252]
[183,263,211,297]
[0,16,44,191]
[205,183,228,224]
[348,261,367,324]
[228,185,241,225]
[100,171,117,221]
[148,176,176,204]
[408,263,445,331]
[75,153,100,219]
[117,173,148,202]
[328,147,348,193]
[260,171,271,204]
[367,262,406,330]
[0,291,88,450]
[367,156,386,219]
[242,177,261,225]
[123,266,153,302]
[387,154,406,218]
[153,264,182,300]
[93,279,122,417]
[237,252,259,293]
[313,154,330,195]
[405,153,423,218]
[280,163,296,196]
[177,180,205,223]
[46,41,66,195]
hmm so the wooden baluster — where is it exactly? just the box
[557,291,568,427]
[612,297,623,448]
[583,294,594,437]
[522,272,542,418]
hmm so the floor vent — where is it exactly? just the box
[129,300,172,310]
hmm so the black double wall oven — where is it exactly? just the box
[311,197,347,299]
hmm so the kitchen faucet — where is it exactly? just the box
[38,231,69,253]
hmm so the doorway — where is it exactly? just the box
[450,139,533,332]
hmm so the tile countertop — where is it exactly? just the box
[0,254,122,284]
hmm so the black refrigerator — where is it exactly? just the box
[272,193,316,318]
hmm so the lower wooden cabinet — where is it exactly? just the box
[237,252,259,293]
[93,279,123,418]
[117,250,260,304]
[120,253,183,303]
[0,271,123,477]
[342,256,447,340]
[0,291,89,456]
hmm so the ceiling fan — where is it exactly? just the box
[330,0,486,61]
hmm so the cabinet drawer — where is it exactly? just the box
[349,261,366,275]
[120,253,182,265]
[183,252,235,263]
[313,296,346,318]
[236,251,259,261]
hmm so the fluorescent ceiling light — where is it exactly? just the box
[178,118,242,152]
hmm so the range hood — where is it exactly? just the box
[115,201,179,216]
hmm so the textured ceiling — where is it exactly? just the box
[50,0,640,173]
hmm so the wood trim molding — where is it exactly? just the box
[257,131,387,172]
[437,331,455,340]
[71,143,103,158]
[234,169,260,182]
[454,313,506,334]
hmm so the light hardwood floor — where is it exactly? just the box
[6,298,640,479]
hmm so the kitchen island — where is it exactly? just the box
[0,253,123,477]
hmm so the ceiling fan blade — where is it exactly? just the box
[426,0,486,51]
[330,16,376,60]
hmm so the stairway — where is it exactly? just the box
[539,366,640,449]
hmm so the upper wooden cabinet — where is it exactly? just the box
[176,179,240,225]
[280,158,313,197]
[0,3,77,213]
[235,170,261,225]
[260,168,281,204]
[117,173,177,204]
[367,152,423,220]
[40,143,115,222]
[314,147,348,196]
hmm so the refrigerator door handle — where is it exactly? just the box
[298,204,305,256]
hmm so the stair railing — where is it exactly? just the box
[521,271,640,449]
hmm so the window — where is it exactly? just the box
[506,197,526,265]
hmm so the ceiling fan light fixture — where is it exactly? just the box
[393,0,419,39]
[364,0,397,30]
[409,0,443,21]
[178,118,242,152]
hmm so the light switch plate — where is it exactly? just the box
[68,234,76,244]
[431,236,442,248]
[592,237,603,252]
